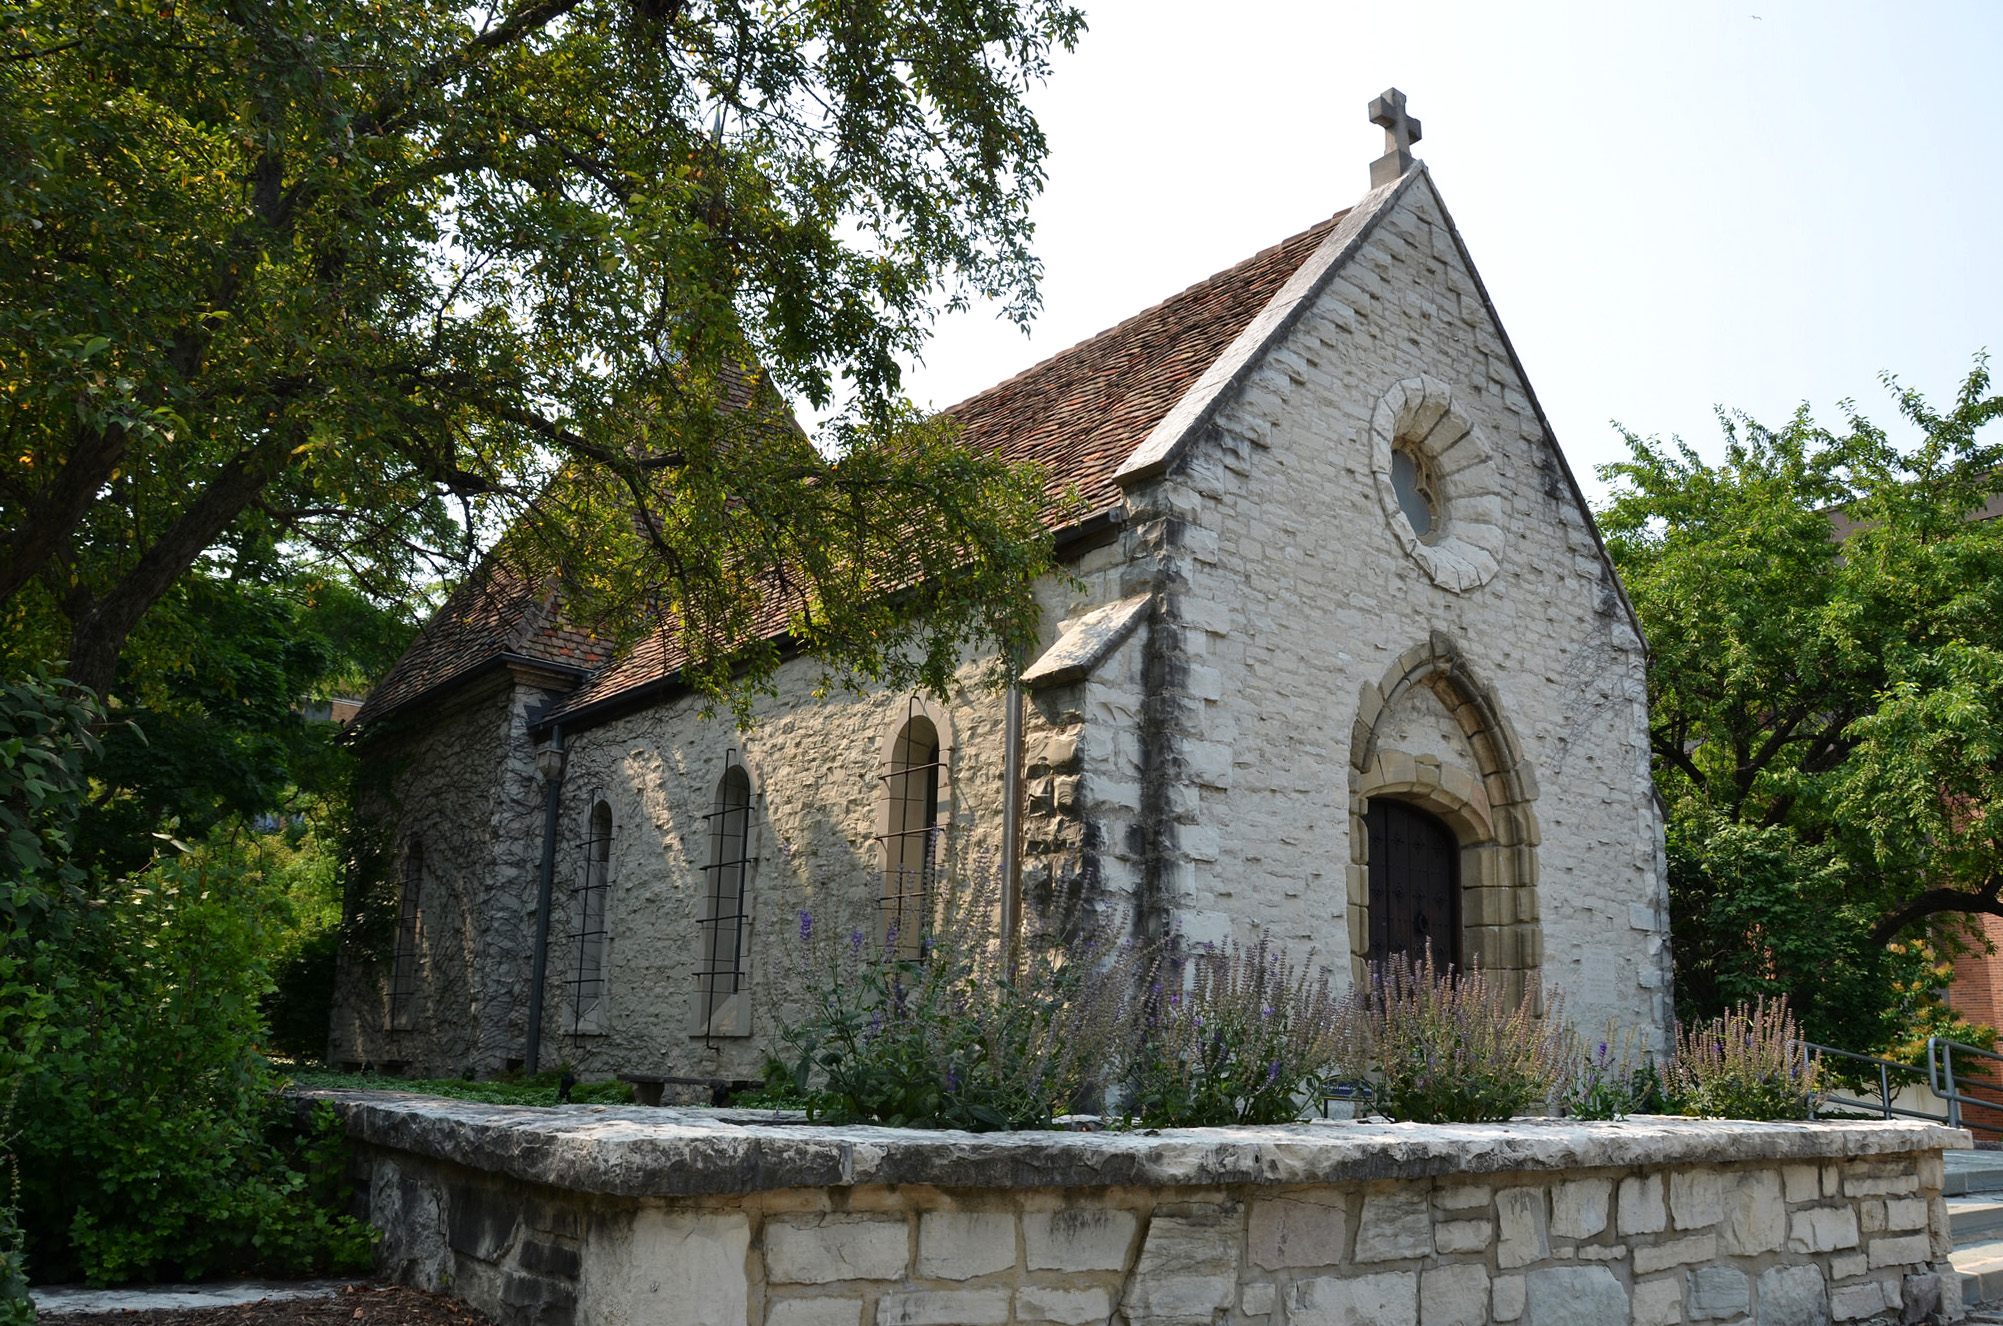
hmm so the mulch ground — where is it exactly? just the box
[58,1285,494,1325]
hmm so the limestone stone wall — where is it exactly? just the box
[522,537,1137,1087]
[326,1091,1968,1326]
[332,670,560,1075]
[1129,172,1671,1035]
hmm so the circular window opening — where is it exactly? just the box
[1391,445,1443,543]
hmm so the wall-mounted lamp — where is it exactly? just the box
[534,741,568,782]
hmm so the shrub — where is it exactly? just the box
[1121,936,1345,1127]
[15,838,375,1284]
[1562,1021,1669,1121]
[778,870,1150,1130]
[1339,949,1569,1124]
[1668,996,1819,1121]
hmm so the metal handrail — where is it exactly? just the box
[1804,1041,1948,1124]
[1927,1036,2003,1131]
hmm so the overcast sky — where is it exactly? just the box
[892,0,2002,503]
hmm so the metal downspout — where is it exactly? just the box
[524,724,565,1073]
[999,673,1025,971]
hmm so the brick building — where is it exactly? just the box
[330,96,1673,1082]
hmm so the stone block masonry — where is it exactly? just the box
[321,1090,1970,1325]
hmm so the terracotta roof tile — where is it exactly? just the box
[359,208,1347,727]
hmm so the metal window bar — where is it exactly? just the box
[878,773,944,954]
[388,848,422,1029]
[695,756,757,1045]
[1804,1041,1947,1124]
[569,818,612,1037]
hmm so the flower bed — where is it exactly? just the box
[311,1088,1967,1326]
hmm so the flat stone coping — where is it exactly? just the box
[304,1088,1971,1200]
[33,1280,358,1316]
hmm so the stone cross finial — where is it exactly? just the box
[1368,87,1422,187]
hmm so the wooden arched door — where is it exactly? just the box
[1366,799,1460,967]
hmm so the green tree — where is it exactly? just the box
[2,0,1080,702]
[1598,357,2003,1051]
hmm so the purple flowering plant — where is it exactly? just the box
[1121,934,1346,1127]
[1667,995,1819,1120]
[776,861,1154,1130]
[1337,947,1569,1124]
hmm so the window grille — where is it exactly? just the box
[569,802,612,1034]
[389,841,422,1030]
[878,701,946,956]
[695,754,756,1043]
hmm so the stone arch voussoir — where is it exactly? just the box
[1348,635,1542,1007]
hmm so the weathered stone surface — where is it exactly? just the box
[1755,1264,1828,1326]
[1900,1271,1940,1324]
[1829,1279,1896,1322]
[765,1215,907,1285]
[1633,1233,1716,1275]
[1240,1283,1277,1317]
[1356,1189,1433,1261]
[1433,1218,1492,1254]
[1669,1169,1724,1229]
[1549,1178,1609,1240]
[1631,1275,1682,1326]
[1492,1275,1525,1323]
[1619,1174,1667,1235]
[1721,1170,1786,1255]
[1843,1168,1919,1198]
[1248,1193,1346,1268]
[1789,1206,1860,1254]
[1434,1184,1490,1211]
[1686,1266,1748,1320]
[313,1092,1969,1199]
[1523,1266,1626,1326]
[915,1211,1014,1280]
[1880,1196,1926,1232]
[766,1297,863,1326]
[577,1209,749,1326]
[875,1288,1009,1326]
[1014,1285,1111,1326]
[1866,1233,1928,1269]
[1291,1271,1418,1326]
[1022,1209,1135,1272]
[1782,1164,1820,1204]
[1420,1263,1488,1326]
[1495,1187,1548,1269]
[1120,1209,1238,1323]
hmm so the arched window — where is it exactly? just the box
[571,801,612,1032]
[696,763,755,1040]
[879,713,943,955]
[389,840,422,1030]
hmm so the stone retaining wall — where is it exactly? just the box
[319,1090,1970,1326]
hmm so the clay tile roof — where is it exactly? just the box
[351,558,611,728]
[359,207,1348,728]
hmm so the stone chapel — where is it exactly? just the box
[329,94,1675,1084]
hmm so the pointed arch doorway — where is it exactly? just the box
[1365,799,1460,967]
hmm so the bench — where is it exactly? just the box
[618,1072,762,1108]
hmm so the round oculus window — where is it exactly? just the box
[1390,445,1441,543]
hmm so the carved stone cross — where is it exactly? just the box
[1368,87,1422,187]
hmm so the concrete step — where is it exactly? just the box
[1954,1198,2003,1242]
[1953,1236,2003,1310]
[1945,1148,2003,1196]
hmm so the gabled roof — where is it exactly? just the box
[351,559,609,728]
[356,190,1399,729]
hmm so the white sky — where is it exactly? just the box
[894,0,2003,503]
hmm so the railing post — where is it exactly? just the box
[1879,1062,1891,1120]
[1946,1041,1963,1131]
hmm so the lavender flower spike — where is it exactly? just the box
[798,910,813,942]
